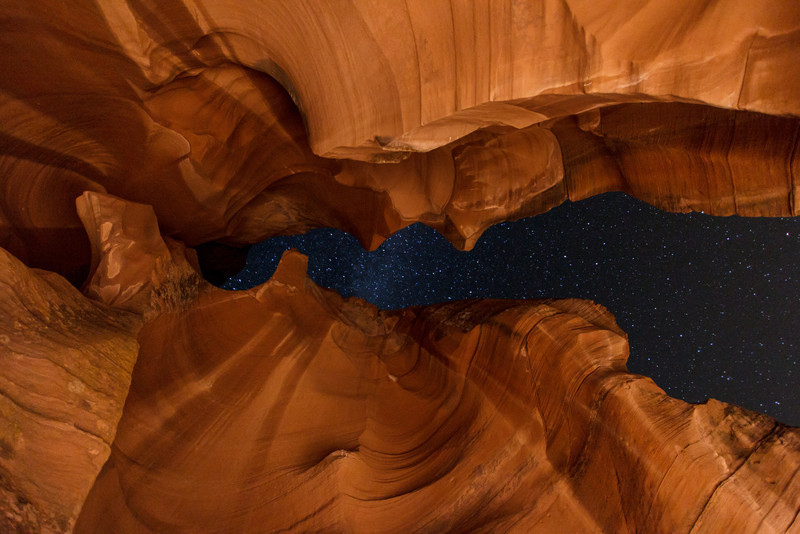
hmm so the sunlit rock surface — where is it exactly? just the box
[0,1,799,532]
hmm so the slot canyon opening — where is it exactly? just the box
[6,3,800,530]
[211,191,800,426]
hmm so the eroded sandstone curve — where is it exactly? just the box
[0,3,799,532]
[74,248,800,533]
[1,1,799,284]
[0,191,208,532]
[0,166,797,532]
[0,249,141,532]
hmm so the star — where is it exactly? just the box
[222,192,800,426]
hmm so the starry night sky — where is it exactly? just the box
[223,192,800,426]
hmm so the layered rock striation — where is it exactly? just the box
[2,1,800,281]
[0,248,140,532]
[0,1,799,532]
[75,246,800,533]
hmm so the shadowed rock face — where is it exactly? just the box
[0,248,141,533]
[74,249,800,533]
[2,1,800,281]
[0,1,799,532]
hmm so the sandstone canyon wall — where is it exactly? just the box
[2,0,800,280]
[0,1,799,532]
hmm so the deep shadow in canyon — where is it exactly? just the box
[220,192,800,426]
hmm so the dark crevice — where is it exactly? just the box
[217,192,800,426]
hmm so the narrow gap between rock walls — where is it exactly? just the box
[212,192,800,426]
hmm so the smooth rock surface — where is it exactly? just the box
[0,2,798,532]
[76,250,800,533]
[77,191,205,317]
[1,1,799,280]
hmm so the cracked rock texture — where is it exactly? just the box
[0,249,140,533]
[0,1,799,532]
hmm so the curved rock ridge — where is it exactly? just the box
[0,191,208,532]
[0,2,799,532]
[0,155,798,532]
[1,2,799,282]
[73,248,800,533]
[76,191,206,317]
[83,0,800,158]
[0,248,141,533]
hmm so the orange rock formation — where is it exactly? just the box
[0,1,799,532]
[76,246,800,533]
[0,247,140,532]
[3,1,800,278]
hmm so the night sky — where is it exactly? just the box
[223,192,800,426]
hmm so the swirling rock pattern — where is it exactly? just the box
[0,1,799,532]
[1,1,799,280]
[75,250,800,533]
